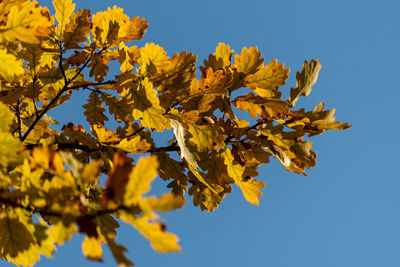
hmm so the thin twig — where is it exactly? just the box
[67,80,116,90]
[25,142,180,154]
[15,99,22,139]
[125,127,145,139]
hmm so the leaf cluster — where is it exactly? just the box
[0,0,350,266]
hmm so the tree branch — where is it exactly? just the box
[25,142,180,153]
[22,48,97,142]
[67,80,116,90]
[14,99,22,139]
[0,196,135,219]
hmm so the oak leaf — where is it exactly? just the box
[287,59,321,107]
[53,0,76,35]
[223,149,265,205]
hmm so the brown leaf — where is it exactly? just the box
[102,153,133,207]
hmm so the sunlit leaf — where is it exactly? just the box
[54,0,76,36]
[0,48,24,81]
[244,59,290,95]
[1,1,52,44]
[123,155,158,206]
[287,59,321,107]
[234,46,264,75]
[82,236,103,261]
[223,149,265,205]
[120,212,181,253]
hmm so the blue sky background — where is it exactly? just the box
[5,0,400,266]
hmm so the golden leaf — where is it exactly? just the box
[0,131,23,167]
[82,236,103,261]
[288,59,321,107]
[53,0,76,35]
[1,1,52,44]
[92,125,121,145]
[245,59,290,94]
[223,149,265,205]
[139,43,170,76]
[48,221,78,245]
[120,212,181,253]
[0,48,24,81]
[118,42,140,73]
[131,78,170,132]
[234,46,264,75]
[197,67,233,95]
[146,193,185,212]
[112,135,151,154]
[0,101,14,131]
[233,92,289,119]
[92,6,147,47]
[214,42,234,67]
[124,155,158,206]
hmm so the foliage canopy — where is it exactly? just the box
[0,0,350,266]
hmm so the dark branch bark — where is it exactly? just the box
[25,142,180,153]
[67,80,116,90]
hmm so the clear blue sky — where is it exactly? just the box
[8,0,400,266]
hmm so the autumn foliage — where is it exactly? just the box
[0,0,350,266]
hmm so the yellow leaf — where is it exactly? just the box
[131,78,170,132]
[245,59,290,93]
[120,212,181,253]
[139,43,170,76]
[92,125,121,145]
[147,193,185,212]
[0,131,23,166]
[233,92,289,119]
[118,42,140,73]
[197,67,233,95]
[176,111,225,151]
[113,135,151,154]
[288,59,321,107]
[214,42,234,67]
[80,160,102,186]
[0,101,14,131]
[124,155,159,206]
[53,0,76,35]
[0,48,24,81]
[1,1,52,44]
[223,149,265,205]
[48,221,78,245]
[287,102,351,136]
[188,165,222,203]
[234,46,264,75]
[188,183,224,212]
[82,236,103,261]
[119,15,148,42]
[92,6,148,47]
